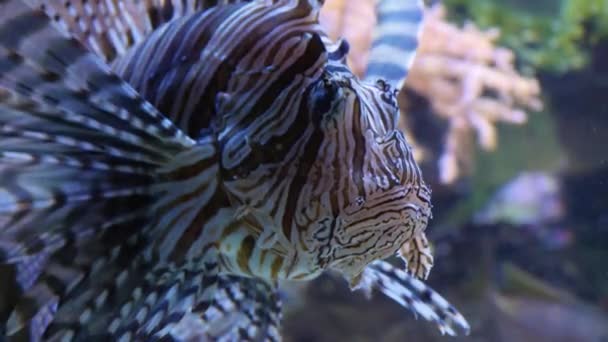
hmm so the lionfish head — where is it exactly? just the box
[306,59,432,286]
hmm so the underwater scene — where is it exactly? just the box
[284,0,608,341]
[0,0,606,341]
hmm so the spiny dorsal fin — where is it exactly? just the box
[29,0,262,62]
[29,0,150,62]
[364,0,425,89]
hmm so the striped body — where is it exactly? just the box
[108,0,433,284]
[0,0,469,340]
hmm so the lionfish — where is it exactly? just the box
[0,0,470,340]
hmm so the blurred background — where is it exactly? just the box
[283,0,608,341]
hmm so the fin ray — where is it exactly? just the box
[364,0,425,88]
[30,0,262,62]
[360,260,470,336]
[0,1,207,339]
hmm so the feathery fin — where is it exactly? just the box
[166,275,281,341]
[0,0,217,339]
[358,260,470,336]
[29,0,263,63]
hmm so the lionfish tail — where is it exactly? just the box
[364,0,425,88]
[360,260,470,336]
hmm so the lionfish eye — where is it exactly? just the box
[311,77,340,114]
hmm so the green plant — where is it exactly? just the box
[444,0,608,73]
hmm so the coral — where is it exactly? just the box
[319,2,543,184]
[404,4,542,183]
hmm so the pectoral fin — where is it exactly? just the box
[359,260,470,336]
